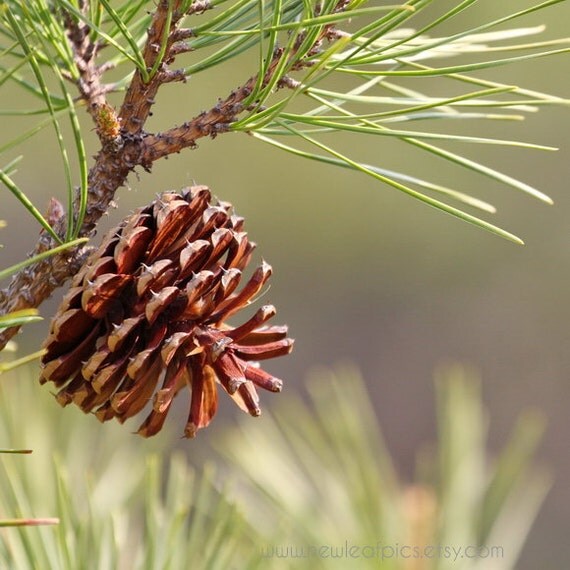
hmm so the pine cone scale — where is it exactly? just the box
[51,308,96,345]
[115,226,153,273]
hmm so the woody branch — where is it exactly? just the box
[0,0,344,350]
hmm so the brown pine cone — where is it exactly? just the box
[40,186,293,438]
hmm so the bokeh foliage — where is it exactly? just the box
[0,364,548,569]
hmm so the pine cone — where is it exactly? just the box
[40,186,293,438]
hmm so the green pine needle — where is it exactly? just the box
[0,237,88,282]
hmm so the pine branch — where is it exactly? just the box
[0,0,343,350]
[141,49,291,163]
[0,1,568,350]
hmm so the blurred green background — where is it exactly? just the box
[1,1,569,568]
